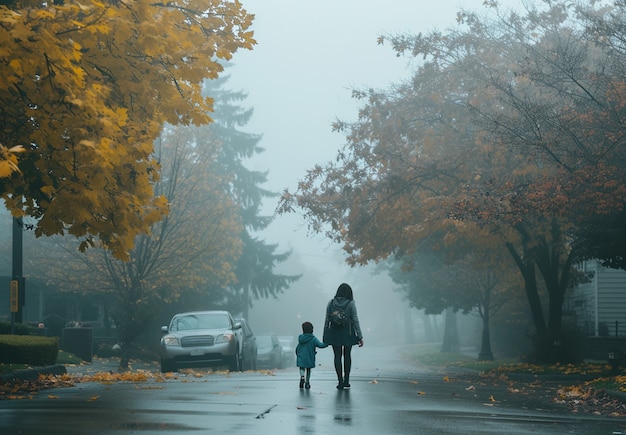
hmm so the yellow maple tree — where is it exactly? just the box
[0,0,255,259]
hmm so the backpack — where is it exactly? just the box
[329,301,348,327]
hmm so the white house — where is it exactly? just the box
[566,260,626,338]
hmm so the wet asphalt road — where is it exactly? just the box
[1,345,626,434]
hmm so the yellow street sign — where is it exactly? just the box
[10,280,18,313]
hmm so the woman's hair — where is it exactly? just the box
[335,283,354,301]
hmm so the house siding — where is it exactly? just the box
[569,260,626,337]
[598,266,626,336]
[568,261,598,336]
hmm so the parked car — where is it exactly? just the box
[160,310,243,373]
[255,333,283,369]
[235,318,257,370]
[278,335,296,367]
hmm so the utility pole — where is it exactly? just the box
[12,217,24,326]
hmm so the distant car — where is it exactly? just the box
[278,336,296,367]
[160,310,243,373]
[255,333,283,369]
[235,318,257,370]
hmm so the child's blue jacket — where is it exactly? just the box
[295,333,328,368]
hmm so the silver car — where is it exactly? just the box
[278,336,296,367]
[255,333,283,369]
[160,310,242,373]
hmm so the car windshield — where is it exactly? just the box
[170,313,230,331]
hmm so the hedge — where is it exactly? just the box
[0,335,59,366]
[0,321,33,336]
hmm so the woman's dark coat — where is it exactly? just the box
[322,296,363,346]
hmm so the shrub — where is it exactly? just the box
[0,321,33,336]
[0,335,59,366]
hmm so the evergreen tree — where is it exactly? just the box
[196,72,300,318]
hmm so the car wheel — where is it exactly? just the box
[251,353,257,370]
[241,353,247,371]
[160,357,177,373]
[228,349,240,372]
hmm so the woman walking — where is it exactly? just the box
[323,283,364,389]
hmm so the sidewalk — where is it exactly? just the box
[65,356,159,375]
[0,356,160,384]
[0,364,67,384]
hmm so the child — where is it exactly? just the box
[295,321,328,389]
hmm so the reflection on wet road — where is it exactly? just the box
[1,345,625,434]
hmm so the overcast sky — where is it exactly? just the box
[228,0,520,291]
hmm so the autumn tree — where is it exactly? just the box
[387,227,520,360]
[429,1,626,355]
[562,1,626,270]
[0,0,255,259]
[376,2,581,351]
[447,247,521,360]
[385,250,466,354]
[279,0,626,362]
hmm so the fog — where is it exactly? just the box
[0,0,518,350]
[228,1,516,344]
[245,251,438,347]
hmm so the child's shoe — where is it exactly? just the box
[299,377,305,389]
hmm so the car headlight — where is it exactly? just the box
[215,333,235,344]
[163,335,180,346]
